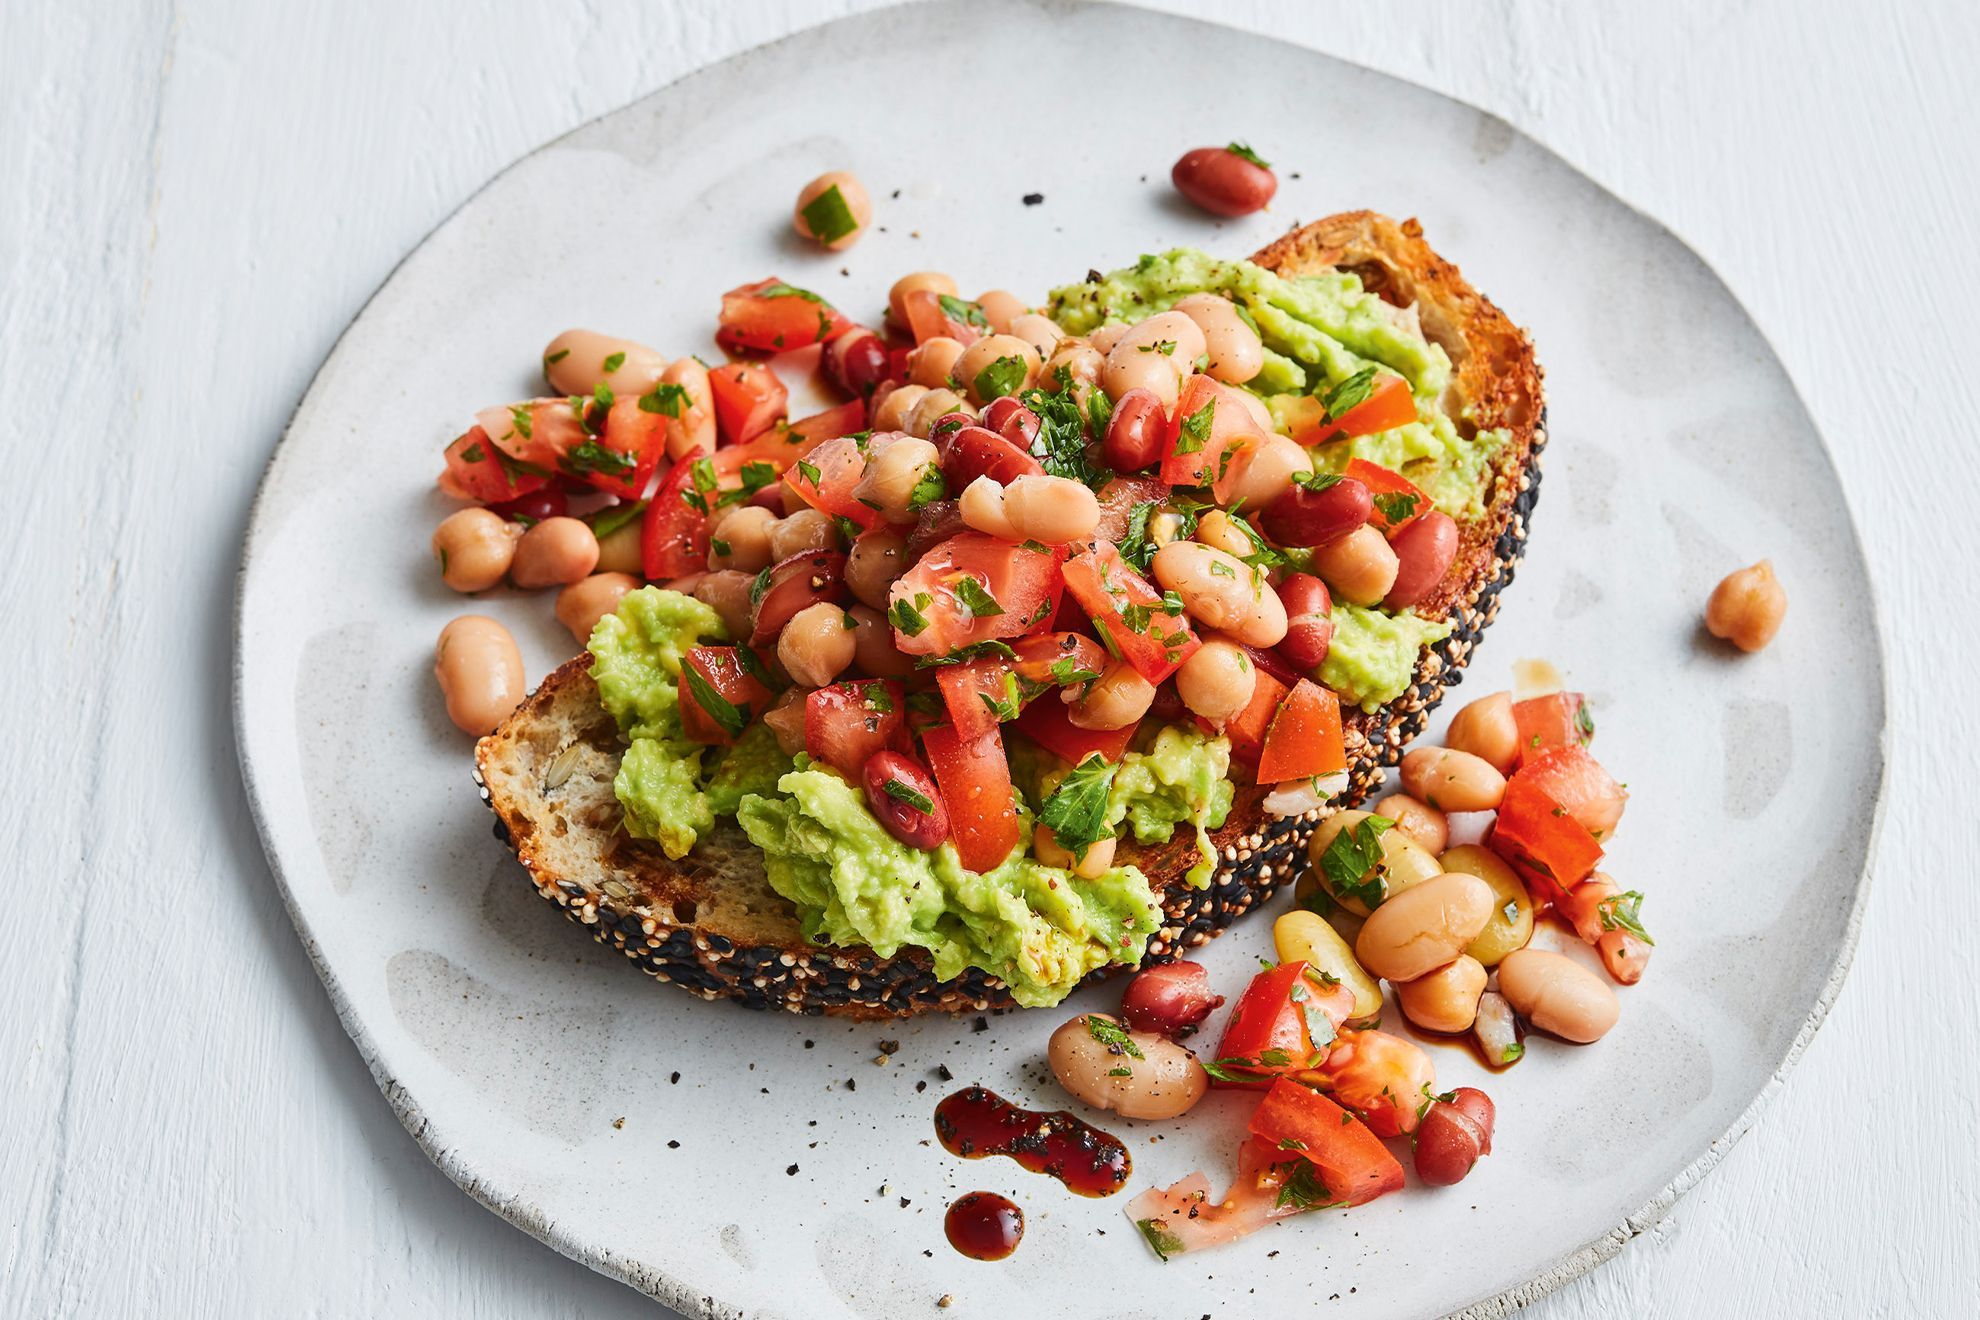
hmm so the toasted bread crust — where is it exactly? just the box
[475,212,1546,1018]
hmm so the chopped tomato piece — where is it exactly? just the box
[803,680,906,779]
[1292,371,1416,445]
[677,647,775,746]
[715,278,852,355]
[566,395,667,499]
[936,659,1021,742]
[1344,458,1429,534]
[707,361,788,444]
[1255,680,1346,784]
[1514,744,1627,842]
[1060,543,1200,684]
[640,448,787,578]
[889,533,1068,657]
[1246,1078,1406,1207]
[438,425,549,503]
[1511,691,1596,767]
[783,433,882,531]
[933,634,1105,740]
[921,723,1022,871]
[900,288,987,346]
[1305,1029,1437,1138]
[1094,474,1169,543]
[476,398,587,469]
[944,426,1043,488]
[1489,774,1605,903]
[1012,698,1136,765]
[1158,375,1269,491]
[1220,667,1289,766]
[1125,1138,1310,1261]
[1209,961,1354,1089]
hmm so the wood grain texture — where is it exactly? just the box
[1,0,1972,1316]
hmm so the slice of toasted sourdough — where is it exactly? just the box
[474,211,1545,1020]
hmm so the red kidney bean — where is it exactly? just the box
[1171,146,1277,217]
[1274,571,1334,670]
[749,551,847,645]
[1119,961,1226,1038]
[981,396,1025,432]
[824,327,890,400]
[927,410,974,457]
[1413,1086,1495,1186]
[862,750,950,850]
[1101,388,1168,471]
[1383,510,1459,610]
[488,487,569,524]
[998,405,1041,449]
[1261,477,1372,548]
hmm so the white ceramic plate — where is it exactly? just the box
[234,3,1885,1316]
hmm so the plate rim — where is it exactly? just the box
[230,2,1891,1315]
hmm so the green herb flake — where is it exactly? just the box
[601,351,626,374]
[1225,141,1272,169]
[1372,491,1420,524]
[798,186,860,245]
[795,460,822,488]
[1135,1217,1184,1262]
[1174,400,1214,455]
[1319,815,1396,910]
[953,575,1004,619]
[906,464,947,511]
[1319,365,1379,419]
[937,293,990,328]
[1040,756,1120,861]
[1597,890,1655,945]
[639,381,691,417]
[973,355,1029,402]
[1292,470,1343,494]
[888,594,931,637]
[542,348,570,368]
[681,662,747,737]
[1081,1014,1143,1059]
[881,778,936,814]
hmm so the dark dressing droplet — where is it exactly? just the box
[944,1191,1023,1261]
[933,1086,1130,1197]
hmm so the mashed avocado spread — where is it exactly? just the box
[1322,605,1455,713]
[586,588,1232,1006]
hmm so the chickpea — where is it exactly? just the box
[1175,639,1256,724]
[1008,312,1064,359]
[777,601,858,688]
[1705,559,1786,652]
[1193,509,1255,558]
[1445,691,1518,774]
[704,505,775,573]
[555,572,639,644]
[432,508,521,593]
[1272,910,1382,1024]
[888,272,960,329]
[1312,524,1400,607]
[1150,541,1288,647]
[1397,956,1488,1034]
[870,383,928,433]
[958,476,1019,540]
[846,526,909,608]
[769,508,836,561]
[509,516,600,589]
[692,569,756,640]
[541,328,667,397]
[1401,746,1507,813]
[907,336,967,389]
[1496,948,1620,1043]
[954,334,1042,406]
[1172,292,1264,383]
[1068,662,1157,730]
[852,437,940,525]
[1373,793,1449,854]
[1032,825,1118,880]
[593,517,643,575]
[1305,808,1443,915]
[1002,474,1100,543]
[848,603,916,678]
[1221,435,1313,513]
[762,687,809,756]
[1042,341,1103,395]
[434,615,524,736]
[1354,871,1496,983]
[793,170,872,250]
[1047,1014,1207,1120]
[1440,843,1533,968]
[905,387,972,439]
[657,358,717,462]
[976,289,1027,334]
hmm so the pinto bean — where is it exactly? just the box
[432,508,521,593]
[509,516,599,589]
[1400,746,1507,813]
[1496,948,1620,1043]
[1275,572,1333,670]
[1047,1014,1208,1120]
[1100,388,1168,471]
[1353,872,1496,982]
[434,615,523,736]
[1445,691,1519,774]
[1396,956,1487,1034]
[555,572,639,644]
[1171,145,1276,216]
[1262,476,1373,550]
[1150,541,1287,647]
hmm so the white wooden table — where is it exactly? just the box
[5,1,1974,1314]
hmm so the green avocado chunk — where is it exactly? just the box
[1321,604,1456,713]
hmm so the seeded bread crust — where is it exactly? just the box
[473,211,1545,1019]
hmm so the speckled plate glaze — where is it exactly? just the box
[233,3,1885,1316]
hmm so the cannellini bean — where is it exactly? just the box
[958,475,1019,539]
[1002,474,1100,543]
[1445,691,1518,774]
[1439,844,1533,967]
[1193,509,1254,558]
[1047,1014,1207,1120]
[1401,746,1507,813]
[1396,956,1488,1034]
[432,508,521,593]
[510,516,600,589]
[1220,435,1312,512]
[541,328,667,397]
[777,601,858,688]
[1175,639,1255,723]
[1496,948,1620,1043]
[1150,541,1287,647]
[1354,871,1496,982]
[1373,793,1449,854]
[434,615,524,736]
[1172,292,1264,383]
[1272,910,1382,1024]
[1705,559,1787,652]
[555,572,639,644]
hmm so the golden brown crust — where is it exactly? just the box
[475,212,1546,1016]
